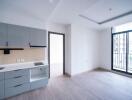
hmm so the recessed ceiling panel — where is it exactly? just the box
[0,0,60,28]
[82,0,132,22]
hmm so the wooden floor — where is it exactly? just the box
[7,70,132,100]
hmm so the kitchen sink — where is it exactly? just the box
[0,67,5,70]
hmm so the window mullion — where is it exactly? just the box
[126,32,129,72]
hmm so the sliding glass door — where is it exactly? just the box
[112,31,132,74]
[113,33,127,72]
[128,32,132,73]
[112,22,132,74]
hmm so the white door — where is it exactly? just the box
[49,33,64,78]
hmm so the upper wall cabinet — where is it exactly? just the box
[7,24,29,48]
[0,23,8,48]
[0,23,47,48]
[29,28,47,47]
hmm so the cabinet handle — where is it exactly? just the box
[6,42,8,46]
[14,76,22,79]
[14,84,23,87]
[29,43,31,46]
[14,69,22,71]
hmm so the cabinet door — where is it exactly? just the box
[29,28,47,46]
[0,23,8,47]
[0,81,4,99]
[5,83,30,98]
[30,78,48,90]
[5,69,29,79]
[0,72,4,81]
[7,24,29,48]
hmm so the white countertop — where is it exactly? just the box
[0,61,48,72]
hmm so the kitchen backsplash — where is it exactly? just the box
[0,48,45,64]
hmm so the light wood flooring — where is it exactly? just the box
[7,70,132,100]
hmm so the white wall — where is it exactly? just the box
[46,23,68,33]
[99,28,111,70]
[70,24,100,75]
[47,23,101,76]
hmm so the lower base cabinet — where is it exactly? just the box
[0,66,49,100]
[5,83,30,98]
[30,78,48,90]
[0,81,4,99]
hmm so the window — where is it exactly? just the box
[112,22,132,74]
[112,22,132,33]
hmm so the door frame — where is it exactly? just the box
[48,31,65,78]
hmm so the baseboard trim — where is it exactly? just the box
[96,67,132,78]
[70,68,100,76]
[65,73,71,77]
[111,70,132,78]
[94,67,111,72]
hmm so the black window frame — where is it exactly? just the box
[111,28,132,75]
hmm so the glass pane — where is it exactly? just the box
[113,33,126,71]
[50,34,64,77]
[113,22,132,33]
[128,32,132,73]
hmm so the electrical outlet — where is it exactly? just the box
[16,59,20,63]
[21,59,25,62]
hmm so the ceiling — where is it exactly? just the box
[0,0,132,30]
[48,0,99,24]
[81,0,132,23]
[0,0,60,28]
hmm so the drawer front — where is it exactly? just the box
[44,67,49,76]
[0,72,4,81]
[5,75,30,88]
[5,69,29,79]
[0,81,4,99]
[30,78,48,90]
[5,83,30,98]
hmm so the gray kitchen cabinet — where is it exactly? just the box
[0,80,4,99]
[0,23,47,48]
[5,83,30,98]
[0,23,8,47]
[0,72,4,81]
[4,69,30,98]
[30,65,49,90]
[5,75,30,88]
[0,72,4,99]
[0,65,49,99]
[29,28,47,47]
[30,78,48,90]
[5,69,29,79]
[7,24,29,48]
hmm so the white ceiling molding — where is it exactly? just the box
[99,10,132,24]
[79,14,99,24]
